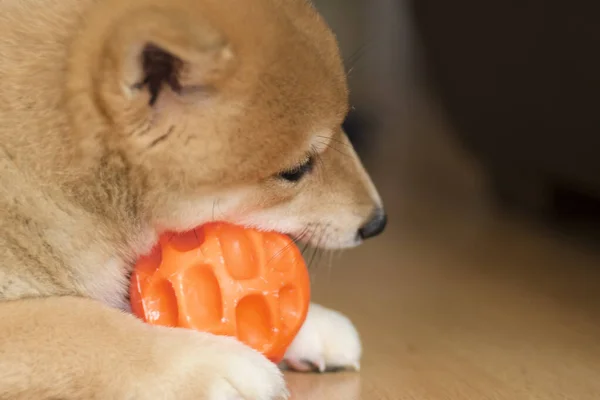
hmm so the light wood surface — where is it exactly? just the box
[286,189,600,399]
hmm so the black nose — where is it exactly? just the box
[358,208,387,240]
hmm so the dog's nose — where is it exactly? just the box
[358,208,387,240]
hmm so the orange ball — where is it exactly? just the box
[129,222,310,363]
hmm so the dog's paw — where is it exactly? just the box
[140,327,288,400]
[283,303,361,373]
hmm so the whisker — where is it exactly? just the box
[211,199,218,221]
[321,142,353,159]
[307,225,329,270]
[345,41,370,76]
[307,246,319,271]
[265,227,309,266]
[314,137,354,154]
[300,224,314,255]
[300,240,311,256]
[314,152,326,184]
[326,249,335,282]
[316,135,353,150]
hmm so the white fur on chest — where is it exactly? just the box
[73,228,156,311]
[77,256,131,311]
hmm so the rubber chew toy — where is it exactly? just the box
[130,222,310,363]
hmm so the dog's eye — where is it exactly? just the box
[277,155,314,182]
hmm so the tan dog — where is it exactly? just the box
[0,0,386,398]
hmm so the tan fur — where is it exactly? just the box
[0,0,383,398]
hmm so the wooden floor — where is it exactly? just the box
[286,189,600,399]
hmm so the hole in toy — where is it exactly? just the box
[263,233,297,272]
[169,229,205,253]
[220,228,260,280]
[179,264,223,329]
[236,294,274,352]
[279,285,302,335]
[144,278,179,328]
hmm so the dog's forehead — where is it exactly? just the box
[206,0,348,110]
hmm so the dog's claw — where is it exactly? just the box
[316,359,326,373]
[284,304,362,373]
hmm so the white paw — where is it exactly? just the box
[143,327,288,400]
[283,303,361,373]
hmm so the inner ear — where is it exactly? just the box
[139,44,183,106]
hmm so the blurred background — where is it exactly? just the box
[286,1,600,399]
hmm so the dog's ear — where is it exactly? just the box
[101,7,235,106]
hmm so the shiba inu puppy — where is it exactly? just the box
[0,0,386,398]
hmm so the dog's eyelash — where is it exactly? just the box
[277,155,314,183]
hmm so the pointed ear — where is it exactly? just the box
[103,7,236,106]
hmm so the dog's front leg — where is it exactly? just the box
[283,303,362,372]
[0,296,287,400]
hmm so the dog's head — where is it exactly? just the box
[68,0,385,250]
